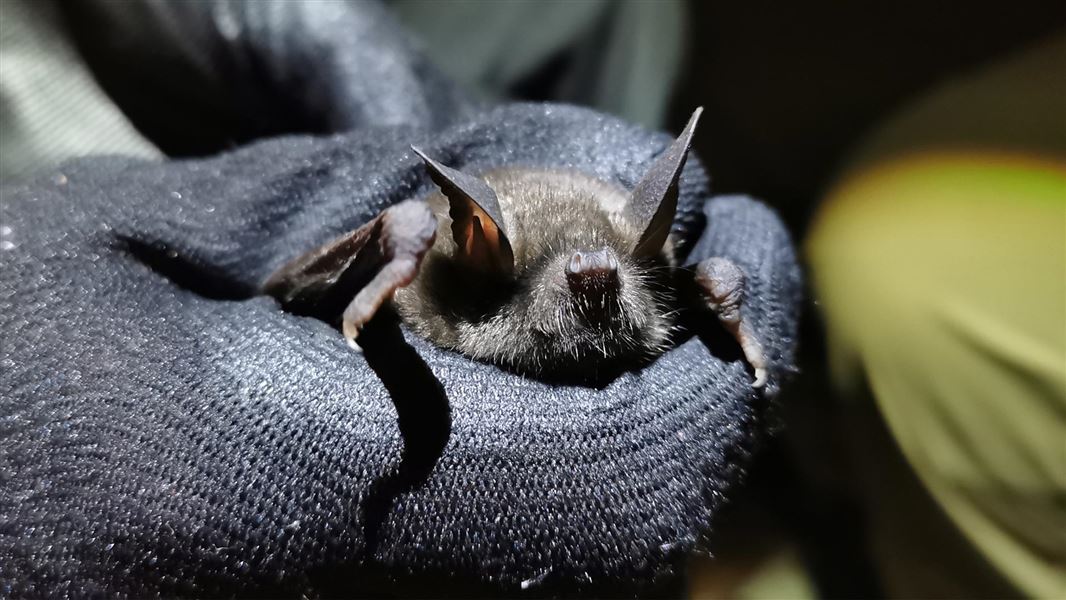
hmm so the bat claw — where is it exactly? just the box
[693,256,770,390]
[263,199,436,354]
[752,367,768,389]
[343,320,363,352]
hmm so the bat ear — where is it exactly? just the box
[629,107,702,259]
[411,147,514,276]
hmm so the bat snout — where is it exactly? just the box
[566,247,618,273]
[564,248,623,329]
[565,247,619,295]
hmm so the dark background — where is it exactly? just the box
[666,3,1064,596]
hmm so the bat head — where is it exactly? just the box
[403,109,702,379]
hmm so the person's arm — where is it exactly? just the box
[59,0,474,155]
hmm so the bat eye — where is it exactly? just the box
[565,247,619,298]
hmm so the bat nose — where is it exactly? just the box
[565,247,619,300]
[566,247,618,277]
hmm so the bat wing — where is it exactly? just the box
[262,200,437,342]
[686,256,768,388]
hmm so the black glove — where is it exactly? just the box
[2,2,801,597]
[1,102,800,598]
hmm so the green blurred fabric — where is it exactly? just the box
[0,0,160,182]
[389,0,684,129]
[808,33,1066,599]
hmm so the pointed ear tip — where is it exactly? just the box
[685,107,704,130]
[412,146,447,173]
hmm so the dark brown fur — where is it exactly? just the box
[264,109,769,387]
[392,168,677,377]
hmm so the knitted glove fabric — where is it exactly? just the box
[2,102,800,597]
[1,1,801,596]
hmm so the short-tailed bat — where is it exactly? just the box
[262,108,768,386]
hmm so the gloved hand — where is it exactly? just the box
[1,102,800,597]
[2,0,800,595]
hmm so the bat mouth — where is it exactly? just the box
[510,328,670,387]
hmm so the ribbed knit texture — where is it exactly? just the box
[1,102,800,597]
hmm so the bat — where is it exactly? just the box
[262,108,768,386]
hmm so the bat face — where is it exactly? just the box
[265,108,781,387]
[392,168,678,378]
[389,109,702,379]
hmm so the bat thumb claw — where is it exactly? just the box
[752,368,768,388]
[343,320,363,352]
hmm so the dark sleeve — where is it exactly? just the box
[58,0,476,155]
